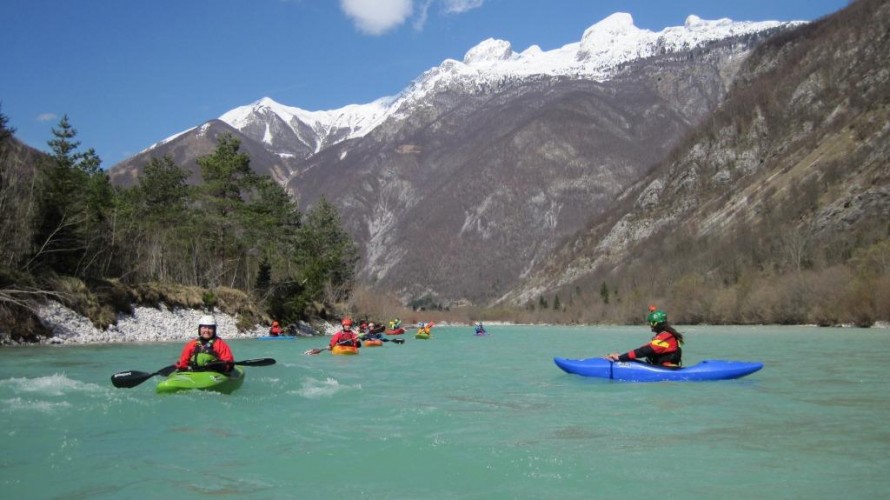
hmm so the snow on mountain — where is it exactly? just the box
[406,12,794,92]
[174,12,797,157]
[220,96,394,140]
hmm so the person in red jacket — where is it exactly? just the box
[606,309,684,367]
[175,315,235,373]
[330,317,361,349]
[269,320,282,337]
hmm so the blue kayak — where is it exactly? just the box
[553,357,763,382]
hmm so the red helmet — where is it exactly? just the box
[341,317,353,328]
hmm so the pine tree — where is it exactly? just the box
[137,155,190,221]
[32,115,110,276]
[195,134,256,287]
[296,197,359,303]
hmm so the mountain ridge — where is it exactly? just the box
[114,12,795,172]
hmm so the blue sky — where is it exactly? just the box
[1,0,849,166]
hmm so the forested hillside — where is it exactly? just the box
[0,106,358,341]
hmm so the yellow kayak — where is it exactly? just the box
[332,345,359,355]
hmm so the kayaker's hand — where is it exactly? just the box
[605,353,620,361]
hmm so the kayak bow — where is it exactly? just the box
[156,366,245,394]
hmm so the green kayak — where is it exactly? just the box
[156,366,245,394]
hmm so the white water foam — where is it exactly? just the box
[294,377,361,398]
[0,373,100,397]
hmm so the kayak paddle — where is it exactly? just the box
[110,358,276,388]
[200,357,277,372]
[110,364,177,388]
[359,332,404,345]
[304,336,364,355]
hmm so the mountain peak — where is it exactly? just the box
[577,12,648,61]
[587,12,638,34]
[463,38,515,65]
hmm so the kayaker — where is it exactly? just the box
[175,315,235,373]
[388,318,402,330]
[330,317,361,349]
[269,321,282,337]
[474,322,486,335]
[365,322,384,340]
[605,309,684,367]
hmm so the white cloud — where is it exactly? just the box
[442,0,483,14]
[342,0,485,34]
[36,113,57,122]
[413,0,434,30]
[340,0,413,35]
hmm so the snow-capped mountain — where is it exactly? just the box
[218,96,394,158]
[208,13,794,161]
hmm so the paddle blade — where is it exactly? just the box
[110,370,154,389]
[303,348,325,355]
[393,338,405,344]
[236,358,276,366]
[158,365,178,377]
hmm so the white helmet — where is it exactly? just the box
[198,315,217,327]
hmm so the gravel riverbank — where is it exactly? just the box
[1,301,335,345]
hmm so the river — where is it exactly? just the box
[1,325,887,499]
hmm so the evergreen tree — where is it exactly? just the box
[195,134,256,287]
[0,103,13,142]
[296,197,359,304]
[137,155,190,221]
[600,282,610,304]
[32,115,111,276]
[255,258,272,293]
[198,133,255,217]
[113,155,194,283]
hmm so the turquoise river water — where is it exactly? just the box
[2,325,889,499]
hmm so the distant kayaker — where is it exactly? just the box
[175,315,235,373]
[388,318,402,330]
[605,309,684,367]
[330,317,361,349]
[474,322,486,335]
[365,322,384,339]
[269,321,282,337]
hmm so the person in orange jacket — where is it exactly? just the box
[330,317,361,349]
[606,309,684,367]
[175,315,235,372]
[269,320,282,337]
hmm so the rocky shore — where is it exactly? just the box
[1,301,334,345]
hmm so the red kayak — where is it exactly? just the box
[385,328,405,335]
